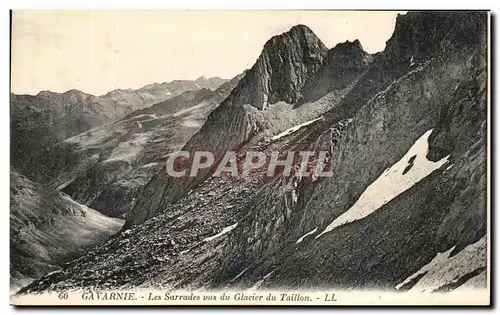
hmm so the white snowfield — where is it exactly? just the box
[203,223,238,242]
[271,116,323,140]
[395,236,487,292]
[316,129,450,239]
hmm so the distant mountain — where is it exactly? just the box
[300,39,373,104]
[25,74,243,219]
[139,77,227,95]
[10,171,123,293]
[194,76,228,90]
[11,77,228,182]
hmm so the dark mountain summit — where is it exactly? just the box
[228,24,328,110]
[329,39,368,61]
[300,39,373,104]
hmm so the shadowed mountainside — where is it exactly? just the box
[10,171,123,293]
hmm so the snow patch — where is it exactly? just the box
[296,227,318,244]
[140,162,160,169]
[65,125,127,150]
[45,269,62,277]
[271,116,323,140]
[316,129,449,238]
[395,237,486,292]
[291,189,298,203]
[203,223,238,242]
[232,267,250,281]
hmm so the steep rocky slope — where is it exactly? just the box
[18,11,488,296]
[11,77,227,182]
[10,171,123,293]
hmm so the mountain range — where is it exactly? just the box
[11,77,228,182]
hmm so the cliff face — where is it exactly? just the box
[229,25,328,110]
[19,11,488,295]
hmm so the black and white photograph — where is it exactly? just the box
[8,9,490,306]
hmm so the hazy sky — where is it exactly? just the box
[11,11,404,96]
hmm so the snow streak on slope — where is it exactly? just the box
[203,223,238,242]
[173,102,207,117]
[316,129,450,238]
[271,116,323,140]
[395,237,487,292]
[296,227,318,244]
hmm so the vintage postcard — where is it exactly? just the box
[9,10,490,306]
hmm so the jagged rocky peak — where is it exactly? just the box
[298,38,372,104]
[328,39,368,61]
[323,39,372,71]
[228,24,328,110]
